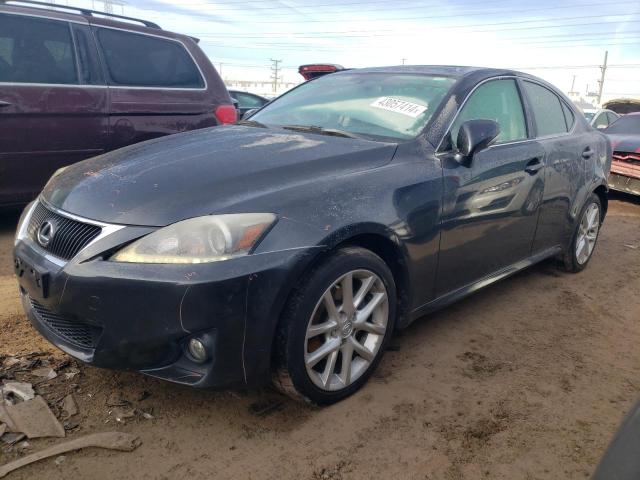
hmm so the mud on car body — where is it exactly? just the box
[14,66,611,404]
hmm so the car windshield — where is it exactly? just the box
[250,72,456,141]
[604,114,640,134]
[584,112,595,120]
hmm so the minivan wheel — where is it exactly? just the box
[273,247,396,405]
[561,193,602,273]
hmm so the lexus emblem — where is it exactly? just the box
[37,221,56,247]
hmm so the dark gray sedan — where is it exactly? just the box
[14,66,611,404]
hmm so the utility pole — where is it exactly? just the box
[597,50,608,106]
[568,75,578,96]
[401,58,407,65]
[103,0,114,13]
[270,59,282,93]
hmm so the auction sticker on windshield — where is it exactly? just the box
[370,97,428,118]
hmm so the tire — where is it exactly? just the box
[273,247,397,405]
[561,193,603,273]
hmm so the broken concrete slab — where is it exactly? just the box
[0,433,25,446]
[62,394,79,417]
[0,396,65,438]
[31,367,57,380]
[1,382,35,403]
[0,432,141,478]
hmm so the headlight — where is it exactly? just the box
[14,201,36,245]
[110,213,276,264]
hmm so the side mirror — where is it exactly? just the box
[455,119,500,165]
[242,108,258,120]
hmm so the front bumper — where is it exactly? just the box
[14,232,311,389]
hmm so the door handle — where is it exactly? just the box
[524,158,543,175]
[0,101,11,108]
[582,147,594,159]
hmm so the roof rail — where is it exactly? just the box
[0,0,162,29]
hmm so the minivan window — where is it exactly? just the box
[96,28,204,88]
[449,79,527,146]
[523,81,568,136]
[0,14,78,84]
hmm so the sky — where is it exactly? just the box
[54,0,640,103]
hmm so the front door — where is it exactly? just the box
[435,78,545,296]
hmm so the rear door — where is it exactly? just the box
[436,78,545,295]
[522,80,589,253]
[92,26,217,150]
[0,13,108,206]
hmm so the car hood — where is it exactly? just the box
[606,134,640,153]
[43,125,397,226]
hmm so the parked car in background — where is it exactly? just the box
[584,108,619,129]
[228,89,269,117]
[0,0,235,208]
[603,112,640,196]
[14,66,611,405]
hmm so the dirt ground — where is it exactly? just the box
[0,194,639,480]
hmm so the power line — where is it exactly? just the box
[187,14,640,37]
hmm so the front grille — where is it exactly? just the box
[27,202,102,260]
[30,299,102,349]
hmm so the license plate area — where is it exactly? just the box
[14,255,50,299]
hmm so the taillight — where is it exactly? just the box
[214,104,237,125]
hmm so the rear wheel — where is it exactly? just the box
[273,247,396,404]
[561,193,602,272]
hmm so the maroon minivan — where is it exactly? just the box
[0,0,236,208]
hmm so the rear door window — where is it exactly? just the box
[96,28,204,88]
[561,102,575,130]
[593,112,609,129]
[0,14,78,84]
[606,112,619,125]
[522,81,568,136]
[449,79,527,146]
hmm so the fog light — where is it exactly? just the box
[187,338,207,363]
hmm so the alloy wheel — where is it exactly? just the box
[576,202,600,265]
[304,269,389,391]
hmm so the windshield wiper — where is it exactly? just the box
[237,119,268,128]
[280,124,361,139]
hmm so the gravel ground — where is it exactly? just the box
[0,193,639,480]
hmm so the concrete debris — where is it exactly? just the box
[110,408,135,424]
[55,455,66,466]
[0,432,142,478]
[18,441,30,450]
[106,392,129,407]
[31,367,57,380]
[64,368,80,380]
[61,394,79,417]
[0,396,65,439]
[1,382,35,403]
[0,433,25,445]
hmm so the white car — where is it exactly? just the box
[584,108,619,129]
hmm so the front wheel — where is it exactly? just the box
[561,193,602,272]
[273,247,396,405]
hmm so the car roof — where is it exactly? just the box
[344,65,529,79]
